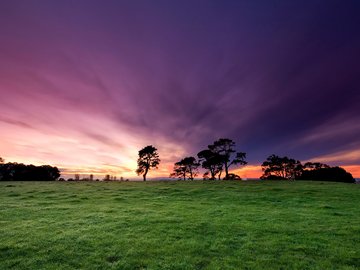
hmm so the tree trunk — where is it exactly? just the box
[224,163,229,180]
[210,169,215,180]
[143,167,149,181]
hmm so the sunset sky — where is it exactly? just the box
[1,0,359,179]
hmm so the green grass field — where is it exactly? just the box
[1,181,359,269]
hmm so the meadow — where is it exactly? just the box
[0,180,359,269]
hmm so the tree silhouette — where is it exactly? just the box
[303,162,330,170]
[170,156,200,180]
[261,155,302,180]
[208,138,247,179]
[0,162,60,181]
[298,166,354,183]
[136,145,160,181]
[261,156,354,183]
[0,157,3,181]
[40,165,60,180]
[197,149,223,180]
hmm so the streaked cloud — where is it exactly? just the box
[0,1,359,178]
[308,149,360,164]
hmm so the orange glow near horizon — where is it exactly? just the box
[232,164,360,179]
[0,111,187,179]
[1,1,359,181]
[340,165,360,179]
[1,112,360,179]
[231,165,263,179]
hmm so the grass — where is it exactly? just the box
[0,180,359,269]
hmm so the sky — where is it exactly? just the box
[0,0,359,179]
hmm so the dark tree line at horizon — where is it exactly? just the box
[0,158,60,181]
[135,138,355,183]
[169,138,248,180]
[261,154,354,183]
[135,138,248,181]
[0,142,355,182]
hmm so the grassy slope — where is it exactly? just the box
[0,181,359,270]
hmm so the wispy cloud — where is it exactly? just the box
[308,149,360,164]
[0,1,359,178]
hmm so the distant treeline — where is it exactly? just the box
[64,174,129,182]
[0,159,60,181]
[260,155,354,183]
[1,138,355,183]
[136,138,355,183]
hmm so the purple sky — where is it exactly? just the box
[1,0,359,178]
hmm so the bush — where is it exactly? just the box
[298,167,354,183]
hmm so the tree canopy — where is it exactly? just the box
[303,162,330,170]
[261,156,354,183]
[0,162,60,181]
[170,156,200,180]
[208,138,247,180]
[298,166,354,183]
[136,145,160,181]
[261,155,302,180]
[197,149,223,180]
